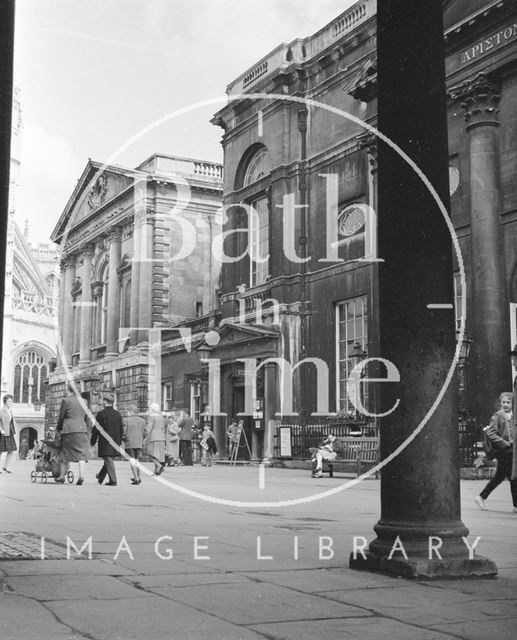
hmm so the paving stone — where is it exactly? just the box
[46,596,264,640]
[241,567,410,592]
[122,572,250,589]
[248,617,459,640]
[5,574,151,601]
[149,581,373,624]
[0,593,86,640]
[317,586,517,626]
[0,560,136,576]
[431,618,517,640]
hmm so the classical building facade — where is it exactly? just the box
[2,90,60,448]
[47,154,222,427]
[189,0,517,459]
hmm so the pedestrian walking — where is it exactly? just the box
[91,393,123,486]
[123,404,146,484]
[55,383,89,485]
[178,409,194,466]
[0,394,18,474]
[166,410,181,466]
[145,403,166,475]
[199,423,217,467]
[475,389,517,513]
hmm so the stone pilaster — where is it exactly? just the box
[129,219,141,347]
[79,244,95,364]
[137,211,154,343]
[61,256,76,367]
[106,227,122,356]
[57,259,67,368]
[449,73,510,422]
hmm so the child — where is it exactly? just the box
[200,424,217,467]
[475,392,517,513]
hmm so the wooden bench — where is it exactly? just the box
[311,437,379,478]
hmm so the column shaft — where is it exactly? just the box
[129,220,141,346]
[468,121,509,419]
[137,215,154,341]
[79,246,94,363]
[350,0,496,578]
[57,261,67,367]
[61,257,76,366]
[106,229,122,356]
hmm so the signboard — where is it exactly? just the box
[279,426,292,458]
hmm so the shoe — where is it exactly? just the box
[106,481,117,486]
[312,471,323,478]
[474,496,487,511]
[513,507,517,513]
[131,479,140,485]
[55,477,65,484]
[156,464,165,476]
[76,477,84,486]
[96,473,103,485]
[3,468,12,474]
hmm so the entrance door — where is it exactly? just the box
[232,386,251,461]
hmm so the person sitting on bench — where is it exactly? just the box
[312,434,345,478]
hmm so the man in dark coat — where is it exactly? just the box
[90,393,123,486]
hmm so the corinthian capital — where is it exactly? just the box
[449,73,501,129]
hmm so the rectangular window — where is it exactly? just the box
[162,381,174,412]
[195,301,203,317]
[190,381,201,424]
[453,272,463,331]
[249,196,269,287]
[336,296,368,412]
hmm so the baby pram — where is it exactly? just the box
[30,438,74,484]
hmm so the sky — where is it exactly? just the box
[13,0,355,243]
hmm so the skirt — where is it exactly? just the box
[61,432,89,462]
[147,440,165,462]
[0,433,17,453]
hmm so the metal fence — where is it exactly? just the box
[274,416,483,466]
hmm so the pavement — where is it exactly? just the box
[1,458,516,640]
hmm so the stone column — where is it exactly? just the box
[57,260,67,368]
[449,73,510,421]
[79,244,95,364]
[129,218,140,347]
[106,227,122,357]
[263,362,278,461]
[350,0,496,579]
[61,256,76,367]
[137,212,154,343]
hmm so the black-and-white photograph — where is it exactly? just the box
[1,1,516,638]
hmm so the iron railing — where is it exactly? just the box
[274,416,483,466]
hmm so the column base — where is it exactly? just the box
[350,550,497,579]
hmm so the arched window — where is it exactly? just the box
[243,147,270,186]
[13,349,49,404]
[237,146,271,287]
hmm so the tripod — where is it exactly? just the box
[229,420,252,465]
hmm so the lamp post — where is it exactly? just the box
[457,331,473,416]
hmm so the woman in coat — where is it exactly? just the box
[56,383,89,484]
[0,394,18,473]
[145,403,166,475]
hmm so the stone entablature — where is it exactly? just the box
[226,0,376,96]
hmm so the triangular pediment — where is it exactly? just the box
[200,322,280,351]
[50,160,142,243]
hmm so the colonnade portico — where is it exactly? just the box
[57,222,147,367]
